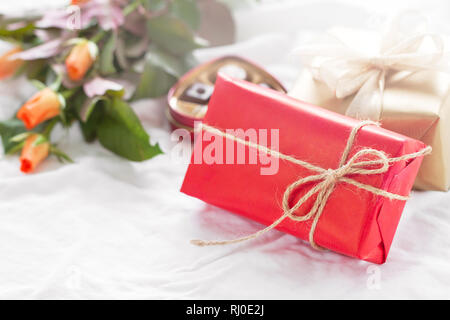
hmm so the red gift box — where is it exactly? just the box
[181,74,429,264]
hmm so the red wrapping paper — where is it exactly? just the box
[181,74,427,264]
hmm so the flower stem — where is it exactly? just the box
[123,0,142,16]
[42,118,59,138]
[90,30,107,44]
[61,88,78,100]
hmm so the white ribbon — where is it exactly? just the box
[295,12,450,120]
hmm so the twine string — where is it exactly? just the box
[191,121,432,249]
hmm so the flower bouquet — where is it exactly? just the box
[0,0,209,173]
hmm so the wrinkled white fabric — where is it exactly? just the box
[0,0,450,299]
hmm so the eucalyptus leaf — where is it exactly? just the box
[0,0,208,167]
[97,97,162,161]
[132,45,197,100]
[125,37,149,58]
[115,36,129,70]
[145,44,187,77]
[144,0,167,11]
[146,15,207,56]
[133,60,177,100]
[170,0,201,31]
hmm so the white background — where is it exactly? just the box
[0,0,449,299]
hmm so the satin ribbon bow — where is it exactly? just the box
[296,12,450,120]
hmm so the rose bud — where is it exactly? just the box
[0,47,24,80]
[71,0,90,5]
[17,88,61,130]
[65,41,96,81]
[20,134,50,174]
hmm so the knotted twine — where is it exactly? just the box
[191,121,432,250]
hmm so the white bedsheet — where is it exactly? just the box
[1,0,450,299]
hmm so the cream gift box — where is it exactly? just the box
[289,14,450,191]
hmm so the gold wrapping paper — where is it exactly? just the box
[289,13,450,191]
[290,68,450,191]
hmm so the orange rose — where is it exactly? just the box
[17,88,61,130]
[65,41,95,81]
[20,134,50,173]
[0,47,24,80]
[71,0,90,5]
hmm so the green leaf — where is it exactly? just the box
[32,134,48,146]
[25,59,49,82]
[0,119,27,154]
[6,141,25,155]
[79,100,104,142]
[0,22,35,42]
[30,79,47,90]
[80,96,108,122]
[57,94,68,126]
[9,132,32,143]
[50,146,74,163]
[47,71,63,92]
[60,88,85,127]
[68,91,97,142]
[146,15,207,56]
[99,32,117,75]
[0,117,50,155]
[97,97,163,161]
